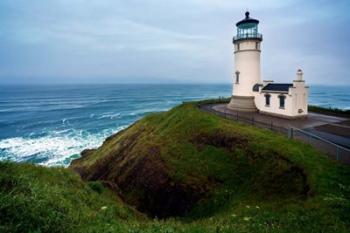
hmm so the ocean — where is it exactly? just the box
[0,84,349,167]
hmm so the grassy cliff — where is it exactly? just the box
[1,102,350,233]
[0,162,141,233]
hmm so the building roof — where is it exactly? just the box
[252,83,262,92]
[262,83,293,93]
[236,12,259,27]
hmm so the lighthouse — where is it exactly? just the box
[228,11,263,112]
[227,11,309,118]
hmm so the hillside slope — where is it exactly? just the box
[0,162,139,233]
[70,102,350,232]
[1,101,350,233]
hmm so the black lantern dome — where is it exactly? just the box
[233,11,262,42]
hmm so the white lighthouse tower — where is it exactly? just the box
[227,12,309,118]
[228,11,263,112]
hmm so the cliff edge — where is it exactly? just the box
[71,102,331,219]
[1,101,350,232]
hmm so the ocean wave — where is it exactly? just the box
[97,113,121,120]
[0,104,87,113]
[129,107,170,116]
[0,126,127,167]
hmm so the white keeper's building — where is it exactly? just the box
[228,12,309,118]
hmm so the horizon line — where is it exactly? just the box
[0,82,349,87]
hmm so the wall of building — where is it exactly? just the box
[289,81,309,116]
[254,81,308,118]
[233,40,261,97]
[255,92,295,117]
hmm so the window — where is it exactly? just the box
[235,71,240,84]
[237,43,240,51]
[255,42,260,50]
[279,95,286,109]
[265,94,271,106]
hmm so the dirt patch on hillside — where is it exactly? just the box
[192,130,248,152]
[117,147,209,218]
[71,130,211,218]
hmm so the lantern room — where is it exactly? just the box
[233,11,262,42]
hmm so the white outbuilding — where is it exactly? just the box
[228,12,309,118]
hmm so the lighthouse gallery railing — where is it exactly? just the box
[233,33,263,42]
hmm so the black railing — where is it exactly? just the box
[233,33,263,42]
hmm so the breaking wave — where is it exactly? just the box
[0,126,126,167]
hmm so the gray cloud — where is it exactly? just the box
[0,0,349,84]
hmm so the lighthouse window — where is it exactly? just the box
[265,94,271,106]
[235,71,240,84]
[279,95,286,109]
[237,43,240,51]
[255,42,260,50]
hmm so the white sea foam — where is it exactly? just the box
[0,104,87,113]
[129,107,169,116]
[0,126,127,167]
[98,113,121,120]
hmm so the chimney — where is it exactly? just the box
[296,69,303,81]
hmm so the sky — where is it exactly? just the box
[0,0,349,85]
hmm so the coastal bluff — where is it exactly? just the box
[1,101,349,233]
[70,101,341,220]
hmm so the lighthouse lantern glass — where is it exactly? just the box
[237,22,258,39]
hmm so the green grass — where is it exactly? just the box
[194,96,231,106]
[308,105,350,117]
[2,101,350,232]
[0,162,140,233]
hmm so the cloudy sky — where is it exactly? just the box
[0,0,349,84]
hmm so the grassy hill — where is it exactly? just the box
[1,101,350,232]
[0,162,141,233]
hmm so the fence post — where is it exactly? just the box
[288,128,291,139]
[252,116,254,126]
[236,112,238,120]
[288,128,294,139]
[270,121,273,130]
[336,147,340,161]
